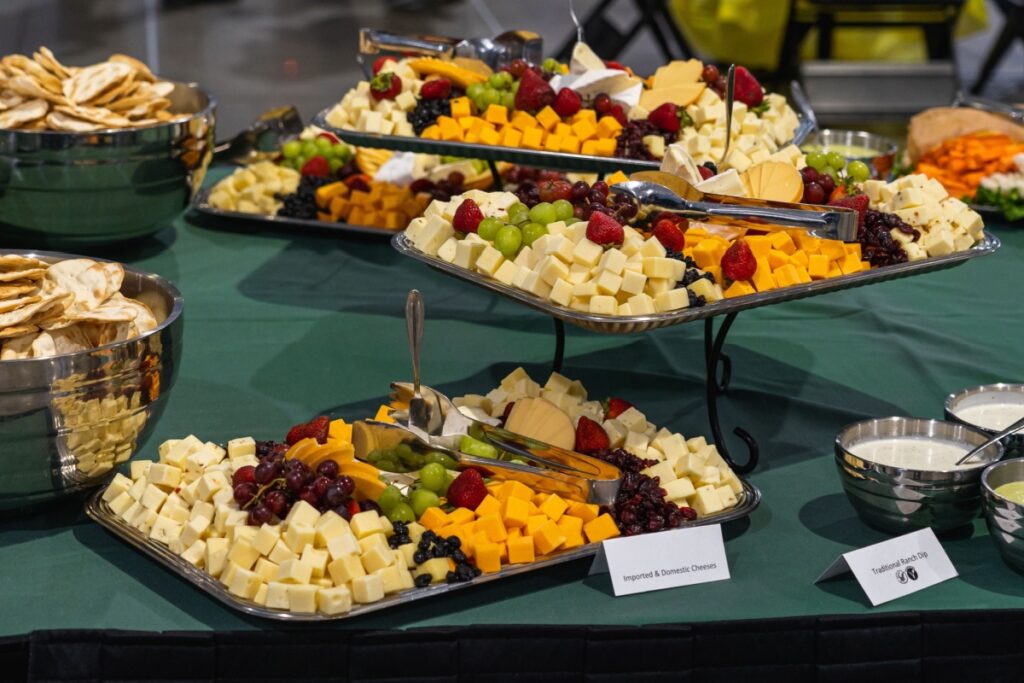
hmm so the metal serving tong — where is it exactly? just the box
[358,28,542,72]
[212,105,303,165]
[613,170,859,242]
[952,92,1024,125]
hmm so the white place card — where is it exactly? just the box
[589,524,730,596]
[816,528,958,606]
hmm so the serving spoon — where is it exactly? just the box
[956,415,1024,466]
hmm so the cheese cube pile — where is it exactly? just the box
[406,191,724,316]
[862,174,985,260]
[208,162,300,215]
[325,60,421,136]
[103,435,421,615]
[313,179,431,230]
[416,480,620,574]
[454,368,742,518]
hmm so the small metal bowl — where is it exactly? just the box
[945,384,1024,456]
[835,417,1003,534]
[0,82,216,247]
[0,249,183,513]
[801,128,899,177]
[981,458,1024,573]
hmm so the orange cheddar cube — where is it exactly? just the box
[484,104,509,126]
[535,106,560,131]
[501,127,523,148]
[744,235,771,259]
[532,520,566,555]
[685,226,709,238]
[724,280,756,298]
[562,531,586,550]
[840,252,865,275]
[773,263,801,287]
[502,496,530,529]
[544,134,563,152]
[510,110,538,131]
[790,249,809,268]
[507,527,522,539]
[560,135,581,154]
[449,97,472,119]
[594,138,617,157]
[539,494,569,521]
[767,249,792,270]
[605,170,629,186]
[506,481,534,501]
[460,116,481,131]
[794,265,812,283]
[704,265,722,285]
[522,127,544,150]
[844,242,863,259]
[498,542,508,563]
[494,481,515,504]
[556,515,584,537]
[567,501,599,523]
[827,262,843,278]
[583,513,621,543]
[475,542,502,573]
[751,262,777,292]
[420,124,441,140]
[316,210,331,222]
[384,211,406,230]
[472,530,490,549]
[571,119,597,141]
[807,253,830,279]
[437,116,462,141]
[448,507,475,526]
[478,126,501,146]
[419,507,450,531]
[532,493,548,506]
[438,523,460,539]
[474,494,502,518]
[476,513,508,542]
[819,240,846,261]
[527,501,542,515]
[464,132,480,144]
[554,122,572,138]
[329,197,351,221]
[596,116,623,138]
[346,206,365,225]
[373,404,394,423]
[571,109,597,125]
[581,140,599,156]
[507,535,535,564]
[525,514,548,537]
[769,231,796,254]
[794,233,822,252]
[691,241,720,269]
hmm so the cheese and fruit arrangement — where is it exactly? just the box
[324,44,801,168]
[0,47,184,131]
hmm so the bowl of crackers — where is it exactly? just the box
[0,250,183,513]
[0,48,215,246]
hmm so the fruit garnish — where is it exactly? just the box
[721,239,757,282]
[574,416,610,454]
[372,56,396,75]
[593,93,612,115]
[370,72,401,101]
[604,59,628,72]
[647,102,681,133]
[285,415,330,445]
[419,77,452,100]
[697,165,714,180]
[299,155,331,177]
[610,103,628,126]
[538,179,572,203]
[653,218,686,253]
[605,397,634,420]
[585,211,625,247]
[452,198,484,234]
[552,88,582,117]
[514,69,555,113]
[829,193,869,228]
[446,469,488,510]
[732,66,764,107]
[316,131,340,144]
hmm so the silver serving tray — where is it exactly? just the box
[85,478,760,622]
[315,110,817,175]
[191,188,399,238]
[393,231,1001,334]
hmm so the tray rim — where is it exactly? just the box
[392,231,1001,333]
[85,478,760,622]
[190,187,400,238]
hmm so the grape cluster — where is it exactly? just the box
[592,448,697,535]
[409,98,451,135]
[859,210,919,267]
[280,136,353,174]
[801,152,872,204]
[365,441,459,474]
[234,440,358,526]
[377,461,454,524]
[614,120,675,161]
[409,171,467,203]
[276,175,334,219]
[466,71,517,112]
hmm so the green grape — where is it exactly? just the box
[805,151,827,171]
[364,449,383,463]
[388,502,416,524]
[497,71,514,88]
[507,206,530,225]
[529,202,558,225]
[552,199,574,221]
[847,160,870,182]
[823,165,840,181]
[331,143,349,159]
[480,88,500,108]
[440,474,453,496]
[477,217,503,241]
[376,458,399,472]
[278,158,296,170]
[501,91,516,110]
[459,435,498,459]
[468,422,487,442]
[826,151,846,170]
[378,485,403,513]
[467,82,485,99]
[337,145,353,162]
[495,225,523,258]
[424,451,459,469]
[471,159,487,174]
[542,57,559,72]
[300,140,318,158]
[510,457,529,465]
[488,73,505,89]
[521,222,547,246]
[410,488,441,517]
[314,137,333,154]
[511,79,520,94]
[329,158,342,172]
[419,463,448,493]
[281,140,302,159]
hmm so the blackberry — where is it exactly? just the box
[687,290,706,307]
[414,574,432,588]
[409,98,451,134]
[276,175,334,220]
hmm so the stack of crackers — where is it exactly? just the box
[0,47,184,131]
[0,255,159,360]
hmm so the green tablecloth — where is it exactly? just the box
[1,186,1021,635]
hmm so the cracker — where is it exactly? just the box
[0,332,37,358]
[54,104,131,128]
[63,61,132,104]
[0,89,25,111]
[108,54,156,82]
[0,283,39,300]
[45,110,102,132]
[0,267,45,282]
[0,98,48,129]
[34,47,71,80]
[0,294,41,314]
[0,324,39,340]
[6,74,67,105]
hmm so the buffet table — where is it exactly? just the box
[1,168,1022,676]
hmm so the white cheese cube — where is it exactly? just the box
[181,516,211,548]
[266,582,290,610]
[475,246,506,277]
[624,431,651,456]
[149,515,183,545]
[394,90,417,111]
[107,491,135,516]
[663,477,696,502]
[537,255,570,285]
[374,565,406,594]
[227,437,256,459]
[350,511,384,539]
[284,524,315,554]
[351,574,386,603]
[195,470,230,502]
[317,585,353,615]
[226,566,262,599]
[269,539,297,564]
[181,540,207,568]
[655,288,690,312]
[594,269,623,295]
[139,483,168,511]
[602,419,628,448]
[287,584,319,613]
[589,295,617,315]
[277,558,313,584]
[642,257,676,279]
[628,293,656,315]
[228,538,261,570]
[690,484,724,516]
[549,278,574,307]
[326,531,360,560]
[616,406,647,432]
[301,546,330,578]
[716,485,738,508]
[411,214,455,255]
[686,436,708,452]
[641,460,676,484]
[206,537,230,577]
[285,500,320,528]
[328,554,367,585]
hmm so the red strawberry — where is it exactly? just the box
[514,69,555,113]
[829,193,869,228]
[552,88,582,117]
[648,102,680,133]
[575,416,610,454]
[447,469,488,510]
[585,211,624,247]
[420,78,452,100]
[316,131,340,144]
[733,66,763,107]
[652,211,687,226]
[721,240,757,282]
[653,219,686,253]
[372,56,396,75]
[370,72,401,101]
[285,415,330,445]
[345,500,361,519]
[452,198,484,234]
[605,397,634,420]
[610,104,627,126]
[300,155,330,177]
[697,165,714,180]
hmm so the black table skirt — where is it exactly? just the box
[4,611,1024,682]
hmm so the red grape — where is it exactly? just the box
[254,461,278,485]
[232,466,256,487]
[285,469,306,492]
[800,167,819,184]
[447,171,465,188]
[312,475,332,498]
[594,93,612,114]
[591,180,609,196]
[570,181,590,201]
[248,504,272,526]
[264,490,287,515]
[803,182,825,204]
[819,174,836,195]
[509,59,529,78]
[336,475,356,497]
[233,482,257,506]
[298,486,319,507]
[702,64,720,84]
[324,483,348,508]
[315,460,339,479]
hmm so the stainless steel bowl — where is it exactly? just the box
[0,82,215,247]
[834,417,1003,534]
[981,458,1024,573]
[0,249,183,512]
[945,384,1024,456]
[801,128,898,177]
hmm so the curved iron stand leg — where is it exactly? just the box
[704,313,759,474]
[552,318,565,375]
